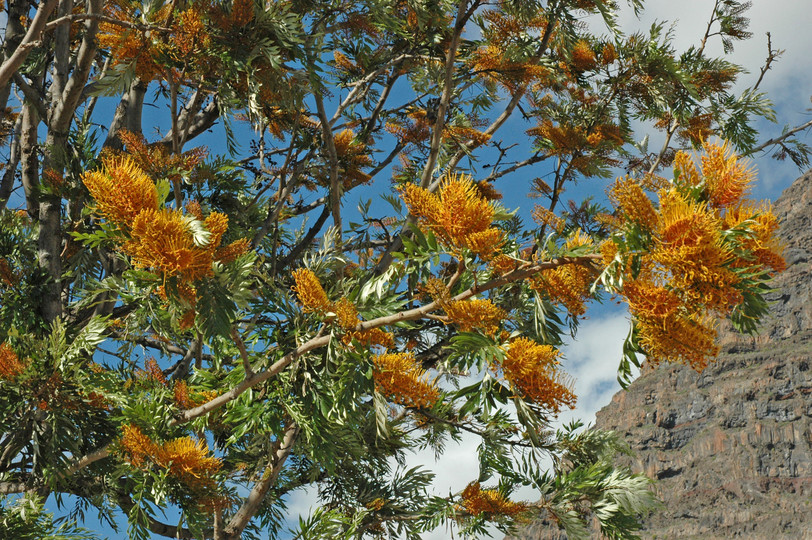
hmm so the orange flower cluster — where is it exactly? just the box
[332,129,373,190]
[444,298,507,336]
[470,45,551,92]
[571,39,597,71]
[674,140,754,209]
[532,205,566,233]
[489,254,520,276]
[605,141,785,369]
[443,124,492,149]
[117,130,207,184]
[291,269,332,313]
[677,113,714,146]
[652,190,741,311]
[82,156,158,226]
[499,338,576,412]
[0,257,17,287]
[722,201,785,273]
[601,42,618,64]
[0,343,25,380]
[610,176,658,229]
[332,297,395,348]
[98,2,219,82]
[400,174,504,259]
[636,312,719,370]
[459,482,527,517]
[333,50,357,73]
[120,424,222,490]
[173,380,219,410]
[126,209,228,282]
[372,352,439,408]
[141,357,168,385]
[529,232,595,317]
[83,156,246,284]
[97,2,165,81]
[385,109,432,145]
[290,275,394,348]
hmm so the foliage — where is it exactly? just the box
[0,0,805,538]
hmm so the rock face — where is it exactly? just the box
[592,171,812,539]
[509,171,812,540]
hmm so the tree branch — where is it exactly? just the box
[0,0,60,90]
[223,422,300,539]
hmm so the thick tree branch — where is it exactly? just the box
[223,422,300,539]
[0,0,59,90]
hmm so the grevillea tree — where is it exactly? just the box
[0,0,806,538]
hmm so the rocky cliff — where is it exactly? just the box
[510,171,812,540]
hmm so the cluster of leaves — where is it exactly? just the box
[0,0,805,539]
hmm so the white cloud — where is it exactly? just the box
[555,311,636,427]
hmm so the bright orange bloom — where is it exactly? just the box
[215,238,251,264]
[610,176,658,229]
[372,352,439,408]
[469,43,551,92]
[530,262,594,317]
[653,189,742,312]
[699,140,754,208]
[623,280,682,319]
[529,231,596,317]
[174,380,219,410]
[636,312,719,371]
[529,120,585,155]
[291,268,332,313]
[173,380,195,410]
[334,50,357,72]
[459,482,527,517]
[444,298,507,335]
[331,129,373,190]
[0,343,25,380]
[601,42,617,64]
[532,205,565,233]
[119,424,221,490]
[120,424,157,468]
[333,297,360,330]
[97,3,165,81]
[125,209,222,282]
[82,156,158,227]
[500,338,576,412]
[489,254,520,276]
[154,436,222,490]
[464,228,505,260]
[723,201,785,273]
[117,130,208,184]
[343,328,395,349]
[144,358,168,385]
[400,174,499,255]
[571,39,597,70]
